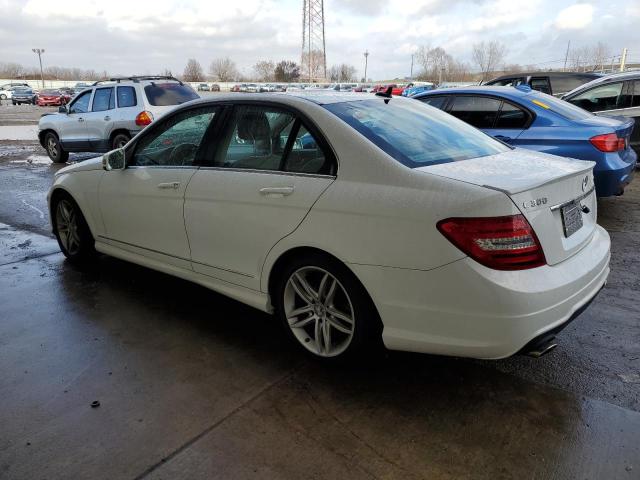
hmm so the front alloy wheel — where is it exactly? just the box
[55,199,82,256]
[284,266,356,357]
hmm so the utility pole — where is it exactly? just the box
[32,48,45,88]
[563,41,570,72]
[620,48,628,72]
[438,63,443,85]
[363,50,369,82]
[410,54,414,79]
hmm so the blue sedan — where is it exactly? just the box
[414,86,637,196]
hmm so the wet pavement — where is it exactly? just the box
[0,112,639,479]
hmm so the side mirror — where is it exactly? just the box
[103,147,126,171]
[58,105,68,114]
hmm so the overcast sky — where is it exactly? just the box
[1,0,638,80]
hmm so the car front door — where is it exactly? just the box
[184,104,336,290]
[98,105,219,269]
[58,90,92,151]
[85,87,115,151]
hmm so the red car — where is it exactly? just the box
[230,84,241,92]
[36,89,71,107]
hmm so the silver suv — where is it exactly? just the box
[38,76,199,163]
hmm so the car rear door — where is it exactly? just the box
[627,80,640,152]
[98,105,219,269]
[485,99,530,145]
[183,103,336,291]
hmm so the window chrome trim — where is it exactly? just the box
[549,185,595,211]
[126,165,199,170]
[198,166,336,179]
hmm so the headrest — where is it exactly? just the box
[237,111,270,142]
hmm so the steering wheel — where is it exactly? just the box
[167,143,199,166]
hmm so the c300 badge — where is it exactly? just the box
[522,197,548,209]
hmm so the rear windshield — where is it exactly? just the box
[528,93,593,121]
[143,83,199,106]
[324,99,509,168]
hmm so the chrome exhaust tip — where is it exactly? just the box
[525,342,558,358]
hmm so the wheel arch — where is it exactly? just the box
[49,187,97,240]
[39,128,58,148]
[109,129,131,145]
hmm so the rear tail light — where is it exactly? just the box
[135,111,154,127]
[589,133,625,152]
[437,215,546,271]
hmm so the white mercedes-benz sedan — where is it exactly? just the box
[47,92,610,361]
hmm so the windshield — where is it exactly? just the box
[143,83,199,106]
[324,99,509,168]
[529,92,593,121]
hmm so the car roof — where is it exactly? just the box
[488,71,601,81]
[414,85,539,101]
[181,91,383,109]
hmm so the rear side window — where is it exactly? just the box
[486,77,523,87]
[419,95,449,110]
[550,76,588,95]
[92,88,114,112]
[530,77,551,95]
[143,83,199,106]
[449,96,501,128]
[495,102,528,129]
[632,81,640,108]
[117,86,137,108]
[284,124,327,174]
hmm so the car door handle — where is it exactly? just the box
[104,115,111,121]
[157,182,181,190]
[259,186,294,196]
[77,117,84,122]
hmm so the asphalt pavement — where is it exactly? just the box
[0,104,639,479]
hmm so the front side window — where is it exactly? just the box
[324,99,509,168]
[69,90,91,114]
[568,82,625,112]
[131,107,217,167]
[117,86,137,108]
[419,95,449,110]
[214,106,295,171]
[449,96,501,129]
[143,83,199,106]
[92,87,114,112]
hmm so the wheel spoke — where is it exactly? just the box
[327,317,352,334]
[288,304,313,318]
[314,317,323,354]
[327,306,353,325]
[290,314,315,329]
[317,272,329,301]
[321,318,331,353]
[290,273,317,303]
[323,278,337,307]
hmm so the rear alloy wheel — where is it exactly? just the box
[0,94,6,100]
[275,254,381,361]
[112,133,130,150]
[45,132,69,163]
[53,196,95,262]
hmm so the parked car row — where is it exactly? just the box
[197,83,221,92]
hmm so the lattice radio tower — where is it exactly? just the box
[301,0,327,82]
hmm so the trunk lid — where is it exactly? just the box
[418,149,597,265]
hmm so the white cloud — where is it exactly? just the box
[554,3,594,29]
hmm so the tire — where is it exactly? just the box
[44,132,69,163]
[52,194,96,263]
[273,252,382,362]
[111,132,130,150]
[12,101,16,105]
[0,94,6,100]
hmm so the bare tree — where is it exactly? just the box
[253,60,275,82]
[414,45,472,83]
[183,59,204,82]
[568,45,590,72]
[328,64,357,82]
[209,57,239,82]
[274,60,300,82]
[472,41,508,82]
[301,49,326,81]
[588,42,610,72]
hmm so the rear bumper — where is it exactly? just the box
[350,225,610,359]
[594,149,637,196]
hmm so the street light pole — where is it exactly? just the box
[32,48,45,88]
[363,50,369,82]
